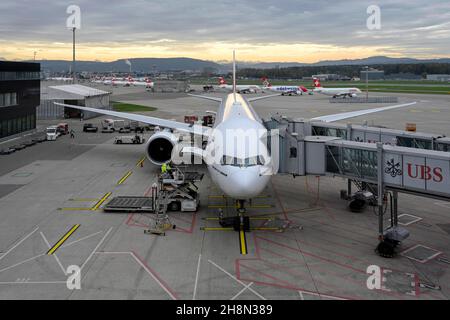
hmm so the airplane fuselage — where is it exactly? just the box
[205,93,271,199]
[314,87,361,97]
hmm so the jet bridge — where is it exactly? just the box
[264,116,450,257]
[265,114,449,152]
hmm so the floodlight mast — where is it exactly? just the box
[233,50,237,102]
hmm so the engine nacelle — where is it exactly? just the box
[146,130,179,165]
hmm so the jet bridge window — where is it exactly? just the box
[436,143,450,152]
[312,126,346,139]
[342,148,378,180]
[397,137,432,150]
[221,155,265,167]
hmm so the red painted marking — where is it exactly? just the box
[239,263,357,300]
[255,235,366,274]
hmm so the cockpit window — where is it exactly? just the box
[221,155,265,167]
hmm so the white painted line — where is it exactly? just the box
[390,214,422,226]
[62,230,104,249]
[434,202,450,209]
[131,252,177,300]
[192,254,202,300]
[95,251,178,300]
[0,253,45,274]
[299,291,305,300]
[94,251,132,255]
[208,259,266,300]
[400,244,443,263]
[298,289,348,300]
[80,227,113,270]
[0,137,20,145]
[0,281,66,285]
[231,282,254,300]
[40,232,66,275]
[0,227,39,262]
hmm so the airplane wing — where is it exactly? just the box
[311,102,417,123]
[247,93,282,102]
[187,94,222,103]
[54,102,210,136]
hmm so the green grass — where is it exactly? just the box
[112,102,157,112]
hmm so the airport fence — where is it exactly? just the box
[329,97,399,103]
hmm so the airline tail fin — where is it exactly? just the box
[261,77,271,87]
[299,85,308,92]
[313,78,322,88]
[218,77,227,85]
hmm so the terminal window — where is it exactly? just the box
[0,115,35,139]
[0,92,18,107]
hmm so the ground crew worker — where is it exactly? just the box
[70,129,75,139]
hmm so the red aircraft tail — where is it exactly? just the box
[313,78,322,88]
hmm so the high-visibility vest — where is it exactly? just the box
[161,163,167,173]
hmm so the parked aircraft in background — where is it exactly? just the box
[261,77,311,95]
[218,77,260,94]
[312,78,361,98]
[46,77,73,82]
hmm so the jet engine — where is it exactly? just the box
[145,130,179,165]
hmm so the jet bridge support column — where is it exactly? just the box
[375,142,396,258]
[392,190,398,227]
[377,142,384,238]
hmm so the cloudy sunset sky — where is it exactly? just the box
[1,0,449,62]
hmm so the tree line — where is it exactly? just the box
[236,63,450,79]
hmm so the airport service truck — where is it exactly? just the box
[46,126,60,141]
[102,119,127,132]
[114,134,145,144]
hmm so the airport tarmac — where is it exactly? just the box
[0,86,449,300]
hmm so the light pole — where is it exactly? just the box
[66,5,81,84]
[72,27,76,83]
[365,66,369,100]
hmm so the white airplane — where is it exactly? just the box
[47,77,73,82]
[54,52,416,206]
[99,76,154,88]
[218,77,260,94]
[129,77,155,89]
[261,77,310,96]
[312,78,361,98]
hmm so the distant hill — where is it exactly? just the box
[35,56,450,73]
[310,56,450,66]
[37,58,222,73]
[238,56,450,69]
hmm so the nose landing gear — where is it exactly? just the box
[218,200,250,232]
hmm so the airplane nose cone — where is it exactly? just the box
[223,168,270,199]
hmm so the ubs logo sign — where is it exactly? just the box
[385,158,444,183]
[407,164,443,183]
[385,159,402,178]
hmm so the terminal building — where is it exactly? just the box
[360,69,385,80]
[0,61,40,141]
[426,74,450,82]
